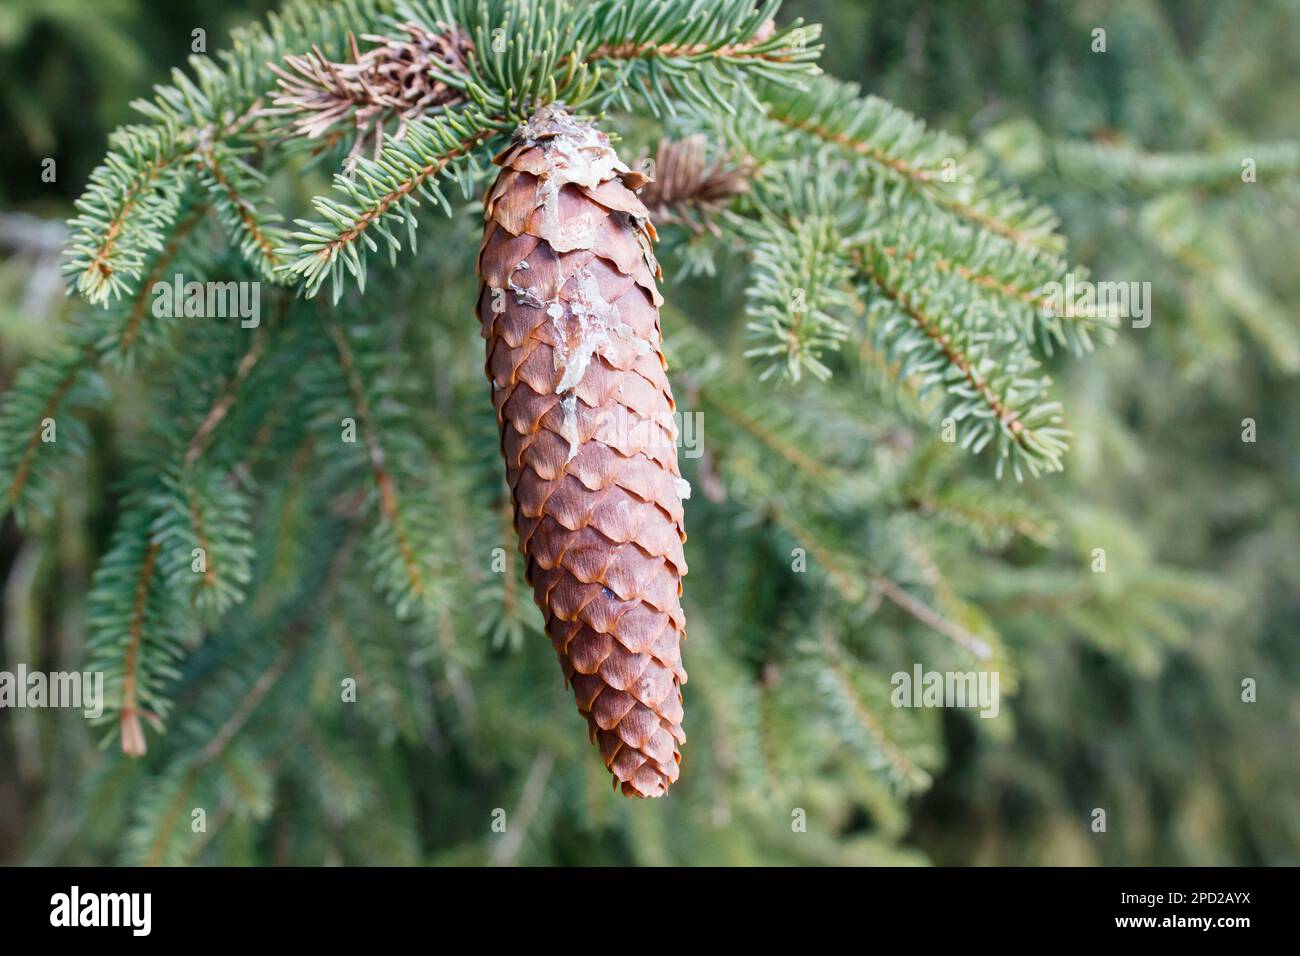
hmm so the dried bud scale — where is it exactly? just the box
[268,23,472,167]
[476,106,689,798]
[636,135,753,236]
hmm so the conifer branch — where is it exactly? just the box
[815,631,929,789]
[759,76,1064,255]
[740,209,857,382]
[108,199,211,365]
[119,540,161,759]
[573,0,820,112]
[195,141,289,280]
[864,205,1114,357]
[325,321,435,614]
[867,574,993,660]
[283,111,496,300]
[771,506,990,659]
[3,356,83,509]
[138,766,198,866]
[197,646,296,765]
[185,325,269,467]
[700,390,833,482]
[64,0,394,306]
[64,125,192,306]
[0,345,103,525]
[853,243,1069,480]
[860,253,1026,436]
[128,527,359,863]
[990,120,1300,195]
[908,486,1057,549]
[87,492,189,756]
[403,0,820,120]
[189,737,299,857]
[153,467,256,621]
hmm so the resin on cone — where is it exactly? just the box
[476,105,688,797]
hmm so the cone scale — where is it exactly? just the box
[476,106,689,798]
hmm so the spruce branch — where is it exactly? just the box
[690,155,1074,476]
[282,108,497,300]
[671,322,886,497]
[194,140,290,281]
[867,573,993,661]
[759,75,1064,255]
[740,209,857,382]
[130,644,307,864]
[196,646,297,766]
[402,0,820,120]
[63,124,192,306]
[700,387,834,483]
[185,324,270,467]
[863,202,1115,357]
[63,0,393,306]
[87,495,186,757]
[907,484,1057,549]
[770,506,992,660]
[130,763,199,865]
[0,344,104,525]
[572,0,820,115]
[812,630,933,791]
[853,242,1070,480]
[82,308,293,754]
[324,320,442,618]
[151,466,256,622]
[1138,192,1300,372]
[99,197,212,368]
[987,119,1300,195]
[405,0,599,120]
[124,525,359,862]
[274,1,823,301]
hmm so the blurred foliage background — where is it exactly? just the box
[1,0,1297,865]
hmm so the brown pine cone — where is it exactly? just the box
[476,106,689,798]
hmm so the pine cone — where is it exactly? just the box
[476,106,689,798]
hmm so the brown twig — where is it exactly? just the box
[119,542,160,758]
[771,112,1045,253]
[4,349,93,508]
[854,247,1028,439]
[196,144,284,268]
[585,19,784,64]
[325,321,427,602]
[185,323,271,467]
[117,202,210,358]
[772,507,991,659]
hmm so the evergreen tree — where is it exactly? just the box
[0,0,1295,864]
